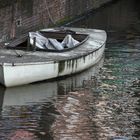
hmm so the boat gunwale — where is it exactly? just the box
[6,31,90,53]
[36,32,89,53]
[0,41,105,66]
[0,28,107,66]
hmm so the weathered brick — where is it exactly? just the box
[0,0,113,42]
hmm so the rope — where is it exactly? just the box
[45,1,56,25]
[39,0,56,25]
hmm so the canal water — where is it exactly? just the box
[0,0,140,139]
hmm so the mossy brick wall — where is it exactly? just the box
[0,0,112,42]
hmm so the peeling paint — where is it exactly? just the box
[83,56,86,63]
[68,60,71,68]
[59,57,81,74]
[59,61,65,73]
[72,59,75,69]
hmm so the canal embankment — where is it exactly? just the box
[0,0,114,42]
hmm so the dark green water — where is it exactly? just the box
[0,0,140,139]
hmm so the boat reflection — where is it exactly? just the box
[0,57,104,140]
[0,56,104,107]
[2,82,58,106]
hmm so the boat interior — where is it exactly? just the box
[6,29,89,52]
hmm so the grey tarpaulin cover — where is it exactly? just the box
[61,34,80,48]
[29,32,79,50]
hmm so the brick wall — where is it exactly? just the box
[0,0,113,42]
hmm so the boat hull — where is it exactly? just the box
[0,28,107,87]
[0,44,105,87]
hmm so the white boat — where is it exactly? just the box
[0,27,107,87]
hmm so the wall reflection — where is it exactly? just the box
[68,0,140,32]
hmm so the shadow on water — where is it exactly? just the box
[0,0,140,139]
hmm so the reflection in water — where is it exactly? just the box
[68,0,140,32]
[0,58,104,140]
[0,0,140,139]
[67,0,140,139]
[131,79,140,138]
